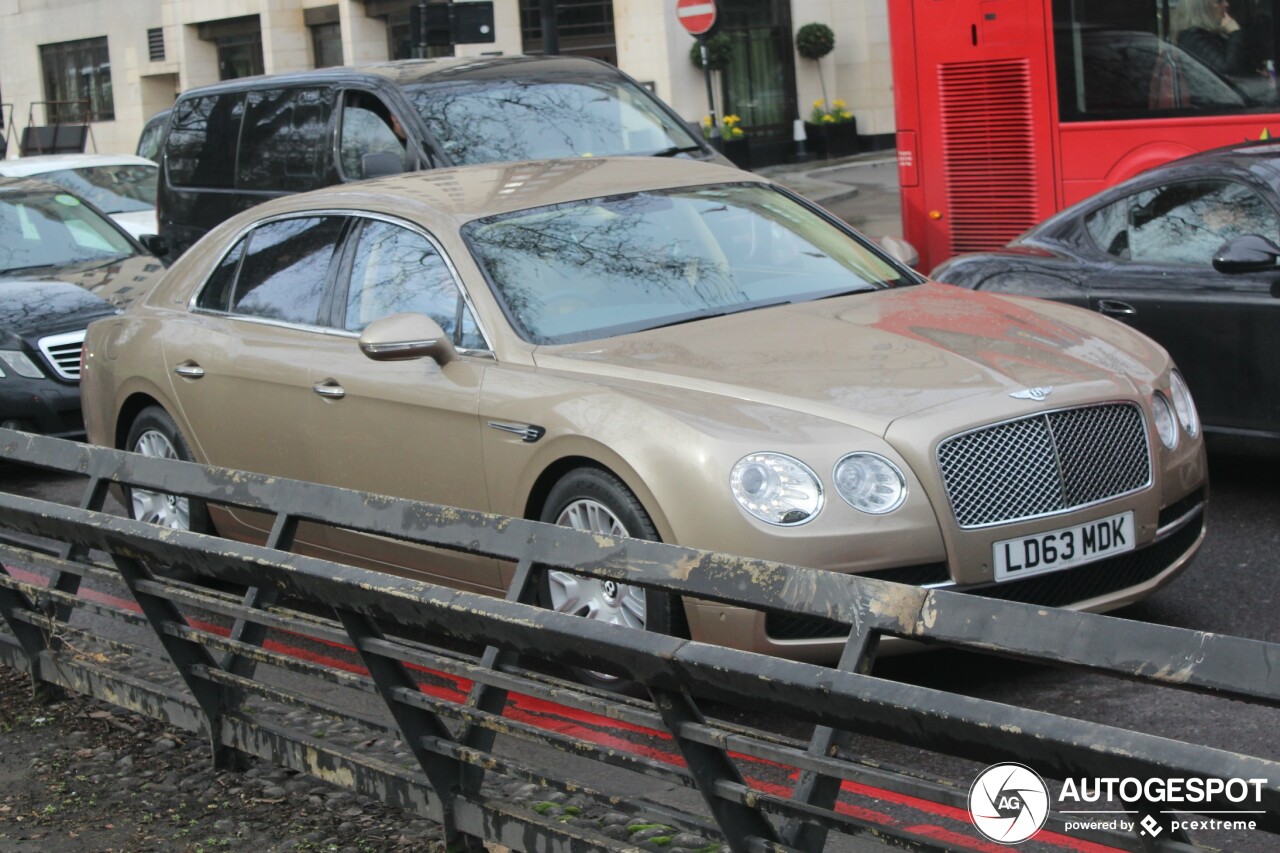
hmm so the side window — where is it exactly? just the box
[166,94,244,188]
[338,91,408,180]
[196,239,247,312]
[342,218,484,349]
[237,87,334,192]
[1089,180,1280,266]
[230,217,346,325]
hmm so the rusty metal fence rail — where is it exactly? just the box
[0,428,1276,852]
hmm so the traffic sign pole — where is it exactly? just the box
[700,37,719,140]
[677,0,720,142]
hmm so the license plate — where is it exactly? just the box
[993,511,1135,581]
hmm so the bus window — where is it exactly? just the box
[1054,1,1279,121]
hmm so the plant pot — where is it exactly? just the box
[804,119,859,159]
[722,137,752,169]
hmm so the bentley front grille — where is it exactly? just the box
[938,403,1151,528]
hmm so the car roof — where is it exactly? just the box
[1146,139,1280,180]
[0,153,158,176]
[229,157,766,227]
[176,54,625,99]
[0,175,74,194]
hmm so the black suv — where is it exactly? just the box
[155,55,727,258]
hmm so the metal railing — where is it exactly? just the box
[0,429,1276,852]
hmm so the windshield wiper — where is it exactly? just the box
[647,297,794,331]
[0,263,62,276]
[649,144,705,157]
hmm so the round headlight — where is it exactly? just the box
[1152,391,1178,449]
[729,453,823,526]
[833,453,907,514]
[1170,371,1199,438]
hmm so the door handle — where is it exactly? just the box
[173,361,205,379]
[1097,299,1136,318]
[313,380,345,400]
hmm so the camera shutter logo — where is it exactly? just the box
[969,763,1051,844]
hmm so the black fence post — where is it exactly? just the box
[335,607,477,850]
[109,551,245,769]
[783,626,882,850]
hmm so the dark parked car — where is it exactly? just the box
[154,55,728,258]
[0,177,165,437]
[135,108,170,161]
[932,141,1280,450]
[0,280,117,438]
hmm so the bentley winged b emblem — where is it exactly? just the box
[1010,387,1054,402]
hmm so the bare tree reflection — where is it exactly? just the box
[406,79,695,164]
[466,186,893,344]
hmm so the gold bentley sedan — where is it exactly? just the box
[80,158,1207,681]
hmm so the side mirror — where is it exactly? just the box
[140,233,169,259]
[362,151,406,179]
[359,312,456,365]
[1212,233,1280,274]
[879,234,920,268]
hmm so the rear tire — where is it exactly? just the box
[539,467,682,693]
[123,407,210,580]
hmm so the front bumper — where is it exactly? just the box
[685,488,1207,663]
[0,376,87,439]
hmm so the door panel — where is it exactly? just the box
[306,336,497,592]
[161,314,322,536]
[1088,266,1279,435]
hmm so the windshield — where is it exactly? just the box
[38,164,159,215]
[405,78,703,165]
[465,183,911,345]
[0,189,136,274]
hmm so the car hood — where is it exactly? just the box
[0,279,117,339]
[109,210,159,240]
[0,254,164,310]
[536,283,1163,436]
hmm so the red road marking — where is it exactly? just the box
[3,564,1121,851]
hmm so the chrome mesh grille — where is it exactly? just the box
[938,403,1150,528]
[38,330,86,381]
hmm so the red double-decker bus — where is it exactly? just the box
[889,0,1280,271]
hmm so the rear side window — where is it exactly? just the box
[196,239,246,312]
[238,87,334,191]
[227,216,346,324]
[166,94,245,188]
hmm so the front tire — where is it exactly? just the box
[539,467,681,692]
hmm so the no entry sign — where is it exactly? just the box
[677,0,717,36]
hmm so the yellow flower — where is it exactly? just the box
[840,110,853,120]
[724,115,740,126]
[813,99,826,109]
[701,115,713,128]
[822,114,835,123]
[832,99,847,109]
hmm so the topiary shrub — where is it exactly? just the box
[688,32,733,71]
[795,22,835,61]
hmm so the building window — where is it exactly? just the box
[39,37,114,123]
[198,16,265,81]
[218,34,265,80]
[519,0,616,63]
[312,22,344,67]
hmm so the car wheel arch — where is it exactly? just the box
[522,454,675,545]
[115,392,186,454]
